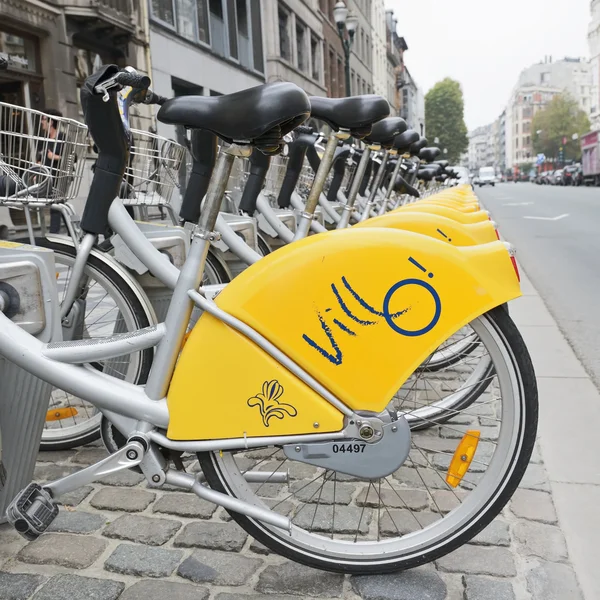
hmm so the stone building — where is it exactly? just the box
[0,0,150,122]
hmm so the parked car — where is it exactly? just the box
[478,166,496,187]
[535,170,552,184]
[549,169,564,185]
[563,164,583,186]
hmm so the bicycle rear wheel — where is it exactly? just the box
[198,307,537,574]
[30,238,155,451]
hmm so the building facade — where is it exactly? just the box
[319,0,344,98]
[588,0,600,129]
[384,9,407,115]
[505,83,562,168]
[0,0,149,122]
[371,0,387,100]
[346,0,373,96]
[467,123,494,172]
[400,67,425,135]
[149,0,267,140]
[264,1,326,96]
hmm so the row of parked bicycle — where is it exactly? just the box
[0,62,537,576]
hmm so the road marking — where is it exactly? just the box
[523,214,569,221]
[503,202,534,206]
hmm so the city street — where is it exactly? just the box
[478,183,600,387]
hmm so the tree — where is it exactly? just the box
[425,78,469,164]
[532,94,590,162]
[520,161,534,174]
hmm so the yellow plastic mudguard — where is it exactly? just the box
[167,228,520,441]
[354,212,497,245]
[394,204,491,224]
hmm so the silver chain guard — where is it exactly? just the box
[282,416,411,479]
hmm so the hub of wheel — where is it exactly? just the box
[282,416,411,479]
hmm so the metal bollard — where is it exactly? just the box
[0,241,61,522]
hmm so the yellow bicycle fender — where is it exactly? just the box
[168,228,520,440]
[354,212,496,245]
[394,204,491,224]
[419,200,479,213]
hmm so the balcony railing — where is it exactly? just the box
[58,0,135,32]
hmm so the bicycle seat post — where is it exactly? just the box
[337,142,376,229]
[359,150,389,222]
[378,150,404,216]
[293,130,349,241]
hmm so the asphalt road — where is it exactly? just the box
[478,182,600,388]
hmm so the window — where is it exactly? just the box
[236,0,250,67]
[310,33,321,82]
[337,55,344,96]
[151,0,176,26]
[296,19,307,73]
[329,47,336,96]
[360,29,365,60]
[351,71,356,95]
[249,0,264,72]
[226,0,238,58]
[278,4,291,62]
[515,123,519,134]
[541,72,550,83]
[177,0,198,40]
[197,0,210,42]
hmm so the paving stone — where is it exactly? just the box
[177,549,263,586]
[436,545,516,577]
[153,492,217,519]
[215,595,301,600]
[529,444,543,464]
[379,509,440,536]
[119,580,209,600]
[104,543,183,578]
[355,486,429,511]
[0,572,45,600]
[58,486,94,507]
[257,562,344,597]
[97,470,145,487]
[243,447,282,460]
[33,464,78,482]
[412,437,462,453]
[48,510,106,534]
[36,450,72,464]
[289,479,354,504]
[18,534,107,569]
[463,575,515,600]
[104,514,181,546]
[248,482,282,498]
[32,574,124,600]
[291,504,372,535]
[351,567,447,599]
[90,488,155,512]
[527,562,584,600]
[471,519,511,547]
[258,460,318,480]
[72,448,109,465]
[174,521,248,552]
[510,489,557,523]
[430,490,468,514]
[514,521,568,562]
[519,464,551,492]
[249,539,271,555]
[392,466,451,490]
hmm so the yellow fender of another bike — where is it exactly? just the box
[353,212,498,245]
[394,204,491,224]
[418,199,480,213]
[167,227,520,441]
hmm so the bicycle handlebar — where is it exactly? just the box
[114,71,151,89]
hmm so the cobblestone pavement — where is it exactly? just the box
[0,340,586,600]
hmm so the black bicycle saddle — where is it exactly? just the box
[157,82,310,153]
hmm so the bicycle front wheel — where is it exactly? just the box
[198,306,537,574]
[34,238,154,451]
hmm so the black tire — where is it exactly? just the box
[22,237,154,451]
[206,248,231,283]
[198,306,538,574]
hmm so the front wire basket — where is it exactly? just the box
[120,129,186,207]
[0,102,88,205]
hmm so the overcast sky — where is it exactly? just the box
[386,0,591,131]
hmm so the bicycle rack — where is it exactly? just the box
[0,241,61,522]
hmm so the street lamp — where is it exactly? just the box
[333,1,358,97]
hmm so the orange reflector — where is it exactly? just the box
[46,407,78,422]
[446,430,480,488]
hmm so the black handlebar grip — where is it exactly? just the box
[115,71,151,89]
[145,90,168,105]
[239,150,271,215]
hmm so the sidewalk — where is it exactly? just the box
[0,271,591,600]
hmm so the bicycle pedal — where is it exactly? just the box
[6,483,59,541]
